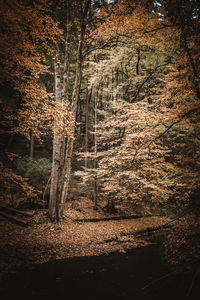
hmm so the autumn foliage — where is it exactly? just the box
[0,0,71,202]
[0,0,199,217]
[0,3,199,296]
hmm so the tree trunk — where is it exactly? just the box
[30,130,34,159]
[49,0,91,221]
[111,69,114,101]
[49,51,62,221]
[106,199,117,213]
[85,86,92,168]
[93,88,98,210]
[59,20,87,218]
[116,68,119,100]
[49,5,72,221]
[58,16,72,202]
[63,14,71,104]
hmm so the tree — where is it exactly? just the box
[1,0,199,220]
[0,0,64,202]
[49,0,74,220]
[49,0,105,220]
[75,0,200,214]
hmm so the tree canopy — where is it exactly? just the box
[0,0,199,217]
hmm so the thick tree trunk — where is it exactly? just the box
[49,51,62,221]
[49,0,91,221]
[49,5,72,221]
[58,18,72,202]
[59,23,86,218]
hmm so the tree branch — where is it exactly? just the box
[143,23,178,34]
[134,106,200,158]
[136,48,140,75]
[157,107,200,139]
[132,63,168,102]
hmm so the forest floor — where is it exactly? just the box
[0,199,199,299]
[0,198,172,276]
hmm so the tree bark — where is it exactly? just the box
[58,14,72,202]
[63,10,71,104]
[85,86,92,168]
[30,130,34,159]
[49,4,72,221]
[59,7,89,218]
[93,88,98,210]
[48,0,91,221]
[49,50,62,221]
[105,198,117,213]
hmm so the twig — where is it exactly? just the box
[141,271,175,290]
[186,267,200,298]
[63,214,76,222]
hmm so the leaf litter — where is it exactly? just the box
[0,204,171,278]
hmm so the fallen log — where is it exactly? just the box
[0,211,27,226]
[74,215,143,222]
[119,218,179,240]
[0,205,35,217]
[0,216,6,222]
[134,214,184,236]
[134,222,174,236]
[73,213,164,223]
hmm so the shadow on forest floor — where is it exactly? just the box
[0,202,199,300]
[1,243,199,300]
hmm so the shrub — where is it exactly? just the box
[14,156,52,192]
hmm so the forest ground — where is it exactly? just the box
[0,199,199,299]
[0,198,172,276]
